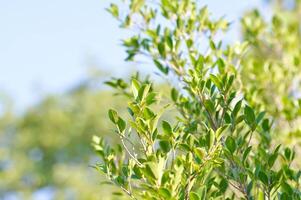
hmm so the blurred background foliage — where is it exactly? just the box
[0,72,170,199]
[0,74,131,199]
[0,0,301,199]
[241,0,301,147]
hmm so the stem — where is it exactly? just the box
[247,130,254,147]
[121,138,143,166]
[215,169,250,199]
[106,175,138,200]
[120,185,138,200]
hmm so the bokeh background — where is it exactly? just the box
[0,0,274,200]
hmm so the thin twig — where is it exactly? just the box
[121,138,143,166]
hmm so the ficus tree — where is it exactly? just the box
[93,0,301,199]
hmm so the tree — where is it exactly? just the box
[93,0,301,199]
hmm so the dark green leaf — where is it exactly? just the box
[225,136,236,154]
[242,146,252,162]
[258,171,269,185]
[244,105,256,130]
[256,111,265,124]
[154,59,169,75]
[268,153,278,168]
[108,109,119,124]
[117,118,126,132]
[262,119,270,131]
[204,99,215,113]
[162,121,172,135]
[159,140,171,153]
[171,88,179,102]
[232,100,242,118]
[166,35,173,49]
[158,42,166,58]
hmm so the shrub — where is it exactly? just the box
[93,1,301,199]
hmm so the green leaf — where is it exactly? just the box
[159,140,171,153]
[207,129,215,150]
[189,192,200,200]
[104,80,117,88]
[281,182,293,195]
[138,84,151,101]
[256,111,265,124]
[158,188,171,199]
[108,109,119,124]
[131,79,140,99]
[194,147,206,160]
[130,0,145,12]
[143,163,157,182]
[162,121,172,135]
[219,178,228,193]
[179,143,191,152]
[244,105,256,130]
[284,148,293,161]
[106,3,119,18]
[154,59,169,75]
[225,75,234,91]
[258,171,269,185]
[209,39,216,50]
[196,55,204,71]
[204,99,215,113]
[242,146,252,162]
[225,136,236,154]
[216,125,229,140]
[246,181,253,196]
[146,92,157,105]
[117,118,126,133]
[186,39,193,49]
[262,119,270,131]
[166,35,173,49]
[232,100,242,118]
[216,58,225,72]
[199,186,207,200]
[158,42,166,58]
[112,192,123,196]
[209,74,222,90]
[268,153,278,168]
[133,164,143,179]
[144,107,155,119]
[171,88,179,102]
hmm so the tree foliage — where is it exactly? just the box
[93,0,301,199]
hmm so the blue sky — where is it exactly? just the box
[0,0,267,111]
